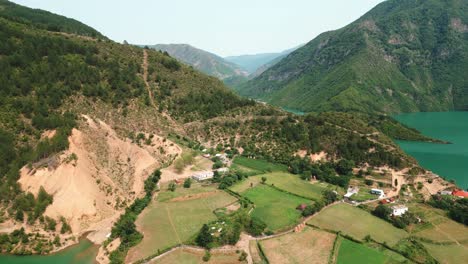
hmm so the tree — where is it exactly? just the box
[372,205,392,220]
[261,177,267,184]
[322,189,339,205]
[168,182,176,192]
[196,224,213,248]
[183,178,192,188]
[245,217,266,236]
[335,159,355,175]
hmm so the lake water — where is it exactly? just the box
[394,112,468,189]
[0,239,98,264]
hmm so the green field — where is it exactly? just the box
[230,172,342,200]
[336,238,407,264]
[308,203,408,246]
[243,184,311,231]
[351,187,379,202]
[153,248,244,264]
[127,184,237,262]
[232,157,288,174]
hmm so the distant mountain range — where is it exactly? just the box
[147,44,248,82]
[225,45,302,75]
[145,43,301,87]
[237,0,468,114]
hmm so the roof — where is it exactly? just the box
[452,190,468,198]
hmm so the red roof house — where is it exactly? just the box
[452,190,468,198]
[296,204,308,211]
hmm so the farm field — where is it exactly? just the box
[127,184,237,262]
[423,243,468,264]
[230,172,342,200]
[151,248,245,264]
[243,184,311,231]
[260,227,335,264]
[409,204,468,244]
[232,157,288,174]
[336,238,407,264]
[351,187,379,202]
[308,203,408,246]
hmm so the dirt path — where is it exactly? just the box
[165,204,182,244]
[142,50,156,108]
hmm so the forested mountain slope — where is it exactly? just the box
[238,0,468,114]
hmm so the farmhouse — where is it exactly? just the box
[192,171,214,181]
[216,167,230,174]
[344,186,359,199]
[439,190,453,195]
[296,204,307,211]
[391,205,408,217]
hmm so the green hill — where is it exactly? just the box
[238,0,468,114]
[0,0,105,38]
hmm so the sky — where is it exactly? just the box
[11,0,385,57]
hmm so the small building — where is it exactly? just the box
[203,154,211,158]
[192,171,214,181]
[371,188,385,198]
[439,190,453,195]
[452,190,468,198]
[391,205,408,217]
[344,187,359,199]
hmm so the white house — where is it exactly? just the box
[391,205,408,217]
[344,186,359,199]
[217,167,230,174]
[192,171,214,181]
[371,188,385,198]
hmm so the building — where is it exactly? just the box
[344,187,359,199]
[192,171,214,181]
[296,204,307,211]
[216,167,229,174]
[439,190,453,195]
[370,188,385,198]
[391,205,408,217]
[452,190,468,198]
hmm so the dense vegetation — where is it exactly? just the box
[0,0,104,38]
[237,0,468,114]
[428,195,468,225]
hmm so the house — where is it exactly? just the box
[203,154,211,158]
[379,197,395,205]
[192,171,214,181]
[452,190,468,198]
[370,188,385,198]
[344,186,359,199]
[439,190,453,195]
[391,205,408,217]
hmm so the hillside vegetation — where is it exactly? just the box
[238,0,468,114]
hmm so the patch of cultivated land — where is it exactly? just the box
[336,238,407,264]
[308,203,408,246]
[151,248,244,264]
[231,172,341,200]
[260,227,335,264]
[422,243,468,264]
[409,204,468,244]
[127,184,237,262]
[242,184,311,231]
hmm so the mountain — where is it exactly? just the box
[238,0,468,114]
[225,45,301,75]
[146,44,248,82]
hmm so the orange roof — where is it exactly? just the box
[452,190,468,198]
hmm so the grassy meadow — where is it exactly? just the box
[127,184,237,262]
[336,238,407,264]
[152,248,245,264]
[308,203,408,246]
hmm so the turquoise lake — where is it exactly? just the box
[394,112,468,189]
[0,239,98,264]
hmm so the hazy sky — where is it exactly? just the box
[12,0,385,57]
